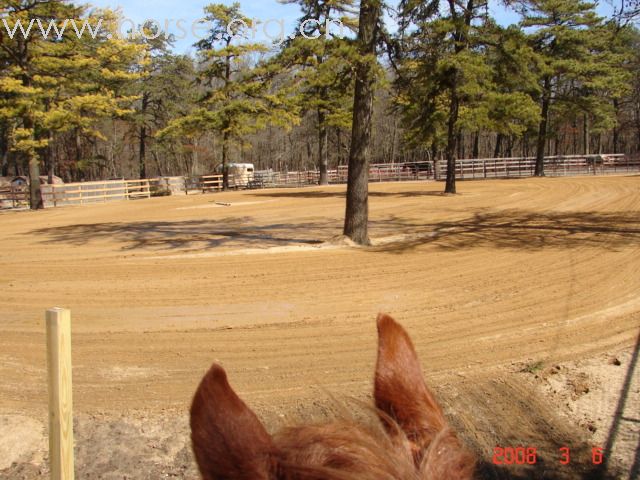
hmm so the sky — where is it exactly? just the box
[85,0,614,54]
[86,0,305,53]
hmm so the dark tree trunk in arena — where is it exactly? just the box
[343,0,381,245]
[535,76,551,177]
[444,90,459,194]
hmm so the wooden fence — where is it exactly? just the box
[434,154,639,180]
[2,155,639,210]
[0,185,28,208]
[40,179,151,207]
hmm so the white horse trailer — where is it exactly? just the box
[218,163,255,188]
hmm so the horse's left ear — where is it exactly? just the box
[190,364,278,480]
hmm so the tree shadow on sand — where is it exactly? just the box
[27,209,639,253]
[371,209,640,253]
[251,189,450,199]
[28,217,334,251]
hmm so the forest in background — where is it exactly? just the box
[1,0,639,191]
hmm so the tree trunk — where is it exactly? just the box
[535,76,551,177]
[318,109,329,185]
[75,128,84,180]
[221,44,232,190]
[139,92,149,179]
[636,102,640,152]
[445,87,460,194]
[343,0,380,245]
[472,131,479,159]
[494,133,503,158]
[28,152,43,209]
[443,0,474,194]
[0,127,9,177]
[613,98,620,154]
[583,113,590,156]
[222,130,229,190]
[139,125,147,179]
[151,151,163,177]
[47,131,55,184]
[390,115,399,163]
[431,141,439,180]
[23,115,44,209]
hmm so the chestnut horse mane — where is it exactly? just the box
[190,314,475,479]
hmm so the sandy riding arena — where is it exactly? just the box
[1,176,639,479]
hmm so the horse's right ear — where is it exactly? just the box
[374,314,447,447]
[190,364,278,480]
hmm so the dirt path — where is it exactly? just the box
[1,176,639,478]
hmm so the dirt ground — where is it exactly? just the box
[1,176,639,479]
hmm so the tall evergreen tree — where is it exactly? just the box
[128,26,196,179]
[397,0,492,193]
[515,0,608,175]
[159,3,298,189]
[0,2,145,207]
[278,0,357,184]
[343,0,382,245]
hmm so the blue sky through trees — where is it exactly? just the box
[87,0,614,53]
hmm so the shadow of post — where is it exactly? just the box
[587,330,640,479]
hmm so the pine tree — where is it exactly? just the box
[343,0,382,245]
[467,24,541,156]
[278,0,358,184]
[159,2,299,190]
[515,0,607,175]
[0,2,146,207]
[127,26,196,179]
[397,0,494,193]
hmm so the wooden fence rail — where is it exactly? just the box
[434,154,637,179]
[41,179,151,207]
[0,185,28,207]
[200,175,224,192]
[2,155,638,210]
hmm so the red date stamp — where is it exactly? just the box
[492,446,604,465]
[492,447,538,465]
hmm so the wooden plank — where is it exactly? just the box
[46,308,74,480]
[51,179,125,188]
[124,179,151,185]
[59,192,128,202]
[52,186,127,195]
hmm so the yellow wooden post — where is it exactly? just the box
[46,308,75,480]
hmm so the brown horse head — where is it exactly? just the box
[190,314,475,479]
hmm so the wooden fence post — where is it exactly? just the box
[46,308,74,480]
